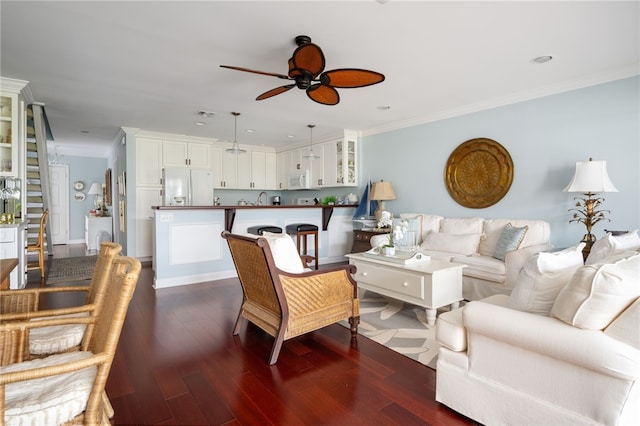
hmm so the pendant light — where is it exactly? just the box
[226,112,247,154]
[303,124,319,159]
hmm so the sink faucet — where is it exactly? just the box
[257,191,267,206]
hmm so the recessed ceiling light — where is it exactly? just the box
[531,55,553,64]
[196,110,215,118]
[287,134,296,139]
[377,106,391,111]
[195,121,206,126]
[246,129,255,133]
[80,130,90,134]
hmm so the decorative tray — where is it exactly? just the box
[362,249,431,265]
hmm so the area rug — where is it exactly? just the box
[341,290,461,370]
[46,256,98,284]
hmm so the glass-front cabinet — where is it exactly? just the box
[335,130,358,187]
[0,78,27,178]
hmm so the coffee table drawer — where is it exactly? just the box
[352,261,424,299]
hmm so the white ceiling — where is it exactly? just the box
[1,1,638,157]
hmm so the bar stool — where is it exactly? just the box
[286,223,319,269]
[247,225,282,236]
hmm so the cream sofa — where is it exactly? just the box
[370,214,552,300]
[435,242,640,426]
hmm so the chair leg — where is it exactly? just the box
[39,248,45,277]
[268,327,287,365]
[349,316,360,338]
[233,309,244,335]
[102,391,114,418]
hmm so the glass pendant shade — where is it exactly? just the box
[303,124,319,159]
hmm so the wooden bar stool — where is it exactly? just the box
[286,223,319,269]
[247,225,282,236]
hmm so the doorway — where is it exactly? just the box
[48,164,69,245]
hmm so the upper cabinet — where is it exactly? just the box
[136,138,163,186]
[0,78,28,178]
[163,140,211,169]
[237,151,277,190]
[275,130,358,189]
[335,130,358,187]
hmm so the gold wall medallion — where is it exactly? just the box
[445,138,513,208]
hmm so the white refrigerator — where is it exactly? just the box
[162,168,214,206]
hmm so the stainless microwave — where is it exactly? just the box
[288,170,311,189]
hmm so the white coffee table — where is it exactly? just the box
[346,252,466,326]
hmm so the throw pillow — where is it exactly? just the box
[550,252,640,330]
[260,231,305,273]
[537,243,586,273]
[508,244,585,315]
[420,232,483,256]
[604,297,640,350]
[586,230,640,265]
[493,224,528,261]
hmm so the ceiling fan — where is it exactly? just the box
[220,35,385,105]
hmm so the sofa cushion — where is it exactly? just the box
[604,297,640,350]
[508,244,585,315]
[260,231,305,273]
[479,219,550,256]
[493,224,528,261]
[420,232,483,256]
[451,254,506,275]
[439,217,484,235]
[551,252,640,329]
[586,230,640,265]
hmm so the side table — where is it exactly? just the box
[351,228,390,253]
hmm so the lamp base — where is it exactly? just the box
[373,201,387,220]
[580,233,596,262]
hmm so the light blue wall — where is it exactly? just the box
[361,76,640,249]
[66,156,109,241]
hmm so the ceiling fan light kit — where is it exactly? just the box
[221,35,385,105]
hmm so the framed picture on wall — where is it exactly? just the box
[105,168,112,206]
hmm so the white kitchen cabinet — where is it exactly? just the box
[216,149,276,190]
[335,130,358,187]
[276,151,290,190]
[0,222,26,289]
[135,187,161,258]
[0,78,27,178]
[162,140,211,169]
[85,216,112,251]
[136,138,163,186]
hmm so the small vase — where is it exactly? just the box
[382,246,396,256]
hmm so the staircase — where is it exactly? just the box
[25,103,52,261]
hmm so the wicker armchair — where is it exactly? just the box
[222,231,360,365]
[0,255,141,426]
[0,242,122,362]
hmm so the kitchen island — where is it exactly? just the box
[150,204,356,289]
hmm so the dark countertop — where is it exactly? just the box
[151,204,357,210]
[151,204,357,231]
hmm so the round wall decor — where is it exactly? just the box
[444,138,513,208]
[73,181,85,191]
[74,192,86,201]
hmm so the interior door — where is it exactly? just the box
[48,164,69,245]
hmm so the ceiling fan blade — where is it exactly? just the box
[256,84,295,101]
[290,43,325,78]
[220,65,290,80]
[320,69,385,88]
[306,84,339,105]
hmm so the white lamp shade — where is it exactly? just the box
[87,182,103,195]
[563,160,618,193]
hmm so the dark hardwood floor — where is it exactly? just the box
[31,244,475,426]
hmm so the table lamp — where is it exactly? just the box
[563,158,618,260]
[88,182,103,211]
[370,180,396,219]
